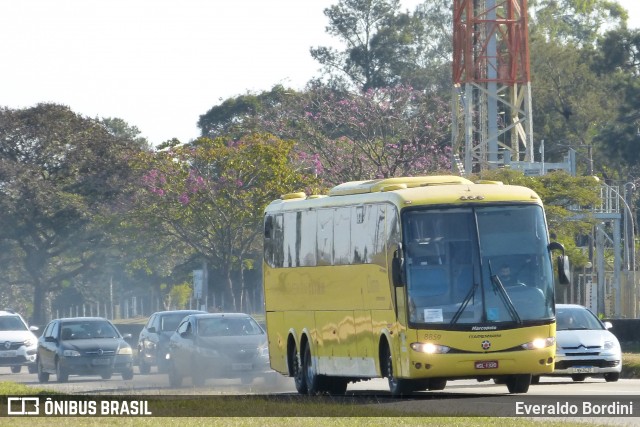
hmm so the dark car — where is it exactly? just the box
[36,317,134,383]
[137,310,205,374]
[166,313,273,387]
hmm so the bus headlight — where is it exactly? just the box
[410,342,450,354]
[521,337,555,350]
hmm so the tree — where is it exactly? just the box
[529,37,621,175]
[0,104,140,324]
[530,0,628,47]
[593,28,640,178]
[310,0,406,90]
[290,84,452,185]
[134,133,319,311]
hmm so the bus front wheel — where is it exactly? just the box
[506,374,531,393]
[383,345,413,397]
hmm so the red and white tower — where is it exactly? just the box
[452,0,534,174]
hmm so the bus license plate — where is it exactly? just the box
[475,360,499,369]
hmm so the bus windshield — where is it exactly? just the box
[403,205,554,327]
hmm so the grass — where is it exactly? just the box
[0,381,616,427]
[621,352,640,378]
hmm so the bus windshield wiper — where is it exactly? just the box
[489,273,522,324]
[450,281,479,325]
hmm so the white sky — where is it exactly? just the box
[1,0,638,145]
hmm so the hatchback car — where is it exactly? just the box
[166,313,273,386]
[137,309,205,374]
[532,304,622,383]
[0,310,39,373]
[36,317,134,382]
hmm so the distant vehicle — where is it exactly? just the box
[166,313,273,387]
[532,304,622,383]
[36,317,134,382]
[137,309,205,374]
[0,310,39,374]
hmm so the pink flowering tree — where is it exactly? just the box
[291,85,452,186]
[134,133,319,311]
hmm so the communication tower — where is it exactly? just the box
[452,0,534,174]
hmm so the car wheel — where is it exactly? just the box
[427,378,447,391]
[28,364,38,374]
[604,372,619,382]
[571,374,587,382]
[10,366,21,374]
[56,359,69,383]
[263,371,281,387]
[101,372,112,380]
[138,360,151,375]
[506,374,531,393]
[37,360,49,383]
[122,369,134,381]
[325,377,348,395]
[168,362,183,387]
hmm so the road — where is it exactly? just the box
[2,368,635,396]
[3,369,639,424]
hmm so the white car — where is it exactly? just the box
[532,304,622,383]
[0,310,39,373]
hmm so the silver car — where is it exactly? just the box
[533,304,622,383]
[166,313,273,387]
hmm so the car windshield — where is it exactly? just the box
[60,320,119,340]
[160,313,192,332]
[0,316,27,331]
[197,317,264,337]
[556,307,604,331]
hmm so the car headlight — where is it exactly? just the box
[259,345,269,358]
[521,337,555,350]
[118,346,133,355]
[410,342,450,354]
[63,349,81,357]
[603,340,618,350]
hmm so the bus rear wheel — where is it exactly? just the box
[303,342,322,395]
[291,342,307,395]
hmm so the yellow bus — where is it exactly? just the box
[262,175,569,395]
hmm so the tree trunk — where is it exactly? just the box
[32,283,48,326]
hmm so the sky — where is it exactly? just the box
[1,0,638,146]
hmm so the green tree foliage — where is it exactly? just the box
[134,133,319,311]
[197,85,297,139]
[593,28,640,178]
[530,38,620,169]
[0,104,140,323]
[530,0,627,46]
[311,0,406,90]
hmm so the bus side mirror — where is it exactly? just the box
[392,244,404,287]
[557,255,571,285]
[548,241,570,285]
